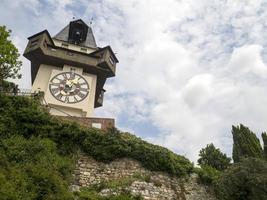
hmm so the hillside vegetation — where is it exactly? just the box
[196,124,267,200]
[0,94,193,199]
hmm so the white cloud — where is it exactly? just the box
[182,74,214,108]
[228,45,267,77]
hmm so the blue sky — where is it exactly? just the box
[1,0,267,162]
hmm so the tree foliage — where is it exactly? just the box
[214,158,267,200]
[262,132,267,160]
[198,143,231,171]
[232,124,264,162]
[0,26,22,81]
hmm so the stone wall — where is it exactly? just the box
[71,154,216,200]
[58,116,114,130]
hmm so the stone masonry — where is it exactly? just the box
[71,154,217,200]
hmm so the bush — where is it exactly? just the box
[195,165,221,185]
[0,135,74,199]
[82,130,193,177]
[214,158,267,200]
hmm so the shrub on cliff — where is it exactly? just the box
[195,165,221,185]
[214,157,267,200]
[82,128,193,176]
[0,135,74,199]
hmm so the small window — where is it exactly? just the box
[92,123,102,129]
[66,51,73,56]
[70,68,76,73]
[43,40,47,48]
[61,43,69,48]
[109,56,115,65]
[31,38,39,44]
[30,38,39,47]
[80,47,87,52]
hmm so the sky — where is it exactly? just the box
[1,0,267,162]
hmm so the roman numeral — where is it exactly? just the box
[56,93,63,100]
[74,96,78,102]
[55,77,62,81]
[77,92,86,99]
[80,88,88,92]
[51,88,60,94]
[62,73,68,80]
[70,72,75,79]
[51,82,60,86]
[65,96,69,103]
[79,82,87,86]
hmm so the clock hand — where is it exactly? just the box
[61,90,67,95]
[66,80,72,86]
[71,77,79,85]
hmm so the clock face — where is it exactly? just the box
[49,72,89,104]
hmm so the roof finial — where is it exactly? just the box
[90,17,94,26]
[72,16,76,20]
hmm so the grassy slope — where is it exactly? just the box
[0,95,193,199]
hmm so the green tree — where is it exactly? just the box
[0,25,22,81]
[262,132,267,160]
[214,158,267,200]
[232,124,264,162]
[198,143,231,171]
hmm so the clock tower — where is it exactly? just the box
[23,19,118,125]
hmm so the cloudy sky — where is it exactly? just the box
[1,0,267,162]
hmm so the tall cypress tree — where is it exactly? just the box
[262,132,267,160]
[232,124,264,162]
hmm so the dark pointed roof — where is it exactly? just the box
[53,19,97,48]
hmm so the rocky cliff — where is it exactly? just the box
[71,154,216,200]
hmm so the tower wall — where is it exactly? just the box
[32,64,97,117]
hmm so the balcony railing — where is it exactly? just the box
[1,88,32,96]
[0,89,37,96]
